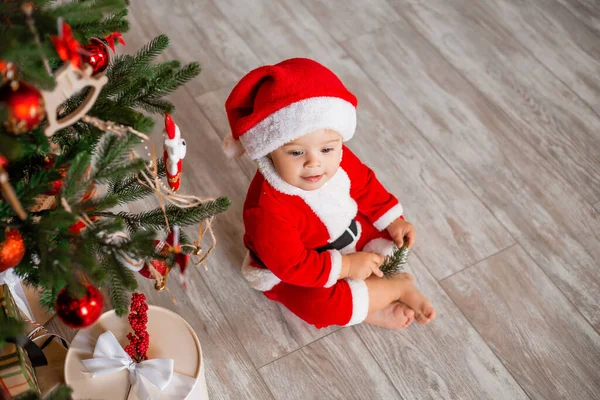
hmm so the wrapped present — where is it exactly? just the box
[0,284,41,397]
[21,282,54,326]
[0,269,55,326]
[28,327,69,396]
[65,306,208,399]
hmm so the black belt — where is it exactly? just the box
[249,219,358,268]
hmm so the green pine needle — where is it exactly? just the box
[379,244,411,279]
[0,318,25,348]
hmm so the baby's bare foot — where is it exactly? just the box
[364,302,415,330]
[395,273,436,324]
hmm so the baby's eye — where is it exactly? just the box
[289,150,304,157]
[321,147,334,153]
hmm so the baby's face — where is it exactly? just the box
[269,129,343,191]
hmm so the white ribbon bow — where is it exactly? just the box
[82,331,196,400]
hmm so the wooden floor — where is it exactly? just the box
[47,0,600,399]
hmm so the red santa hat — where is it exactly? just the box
[224,58,357,160]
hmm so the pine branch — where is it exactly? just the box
[62,151,92,200]
[379,244,411,279]
[91,132,141,179]
[12,384,72,400]
[39,287,58,312]
[131,62,200,108]
[94,158,146,183]
[75,8,129,39]
[104,257,135,316]
[106,35,169,80]
[91,101,155,133]
[0,318,24,348]
[137,98,175,114]
[113,198,231,231]
[46,0,126,29]
[107,160,167,204]
[45,385,73,400]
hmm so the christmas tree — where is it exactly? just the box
[0,0,230,358]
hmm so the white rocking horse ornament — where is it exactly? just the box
[41,63,107,137]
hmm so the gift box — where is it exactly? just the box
[0,268,55,326]
[28,327,69,397]
[0,284,40,397]
[64,306,208,399]
[21,282,55,326]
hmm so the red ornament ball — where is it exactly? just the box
[138,260,167,279]
[82,38,110,75]
[0,228,25,272]
[56,284,104,328]
[0,80,46,134]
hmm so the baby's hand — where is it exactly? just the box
[387,218,416,248]
[341,252,384,280]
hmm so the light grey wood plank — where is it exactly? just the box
[127,0,260,97]
[441,245,600,399]
[300,0,402,42]
[196,0,514,281]
[555,0,600,36]
[354,254,529,400]
[343,23,600,330]
[481,0,600,114]
[387,0,600,204]
[259,328,401,400]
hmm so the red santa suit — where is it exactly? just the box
[223,58,404,328]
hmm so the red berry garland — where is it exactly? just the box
[124,292,150,362]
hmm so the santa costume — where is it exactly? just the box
[224,58,404,328]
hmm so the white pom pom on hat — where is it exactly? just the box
[223,58,357,160]
[222,134,246,158]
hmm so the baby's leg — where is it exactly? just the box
[366,272,435,325]
[364,273,415,329]
[356,215,436,325]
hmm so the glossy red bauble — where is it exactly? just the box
[56,284,104,328]
[81,38,110,75]
[0,80,45,134]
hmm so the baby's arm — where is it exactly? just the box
[245,207,343,288]
[342,145,404,231]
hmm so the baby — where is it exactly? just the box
[223,58,435,329]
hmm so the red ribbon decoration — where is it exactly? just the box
[159,226,190,282]
[104,32,126,52]
[51,19,83,68]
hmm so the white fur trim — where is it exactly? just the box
[223,134,246,158]
[257,157,358,243]
[373,204,404,231]
[324,250,342,288]
[241,252,281,291]
[345,279,369,326]
[363,238,395,257]
[240,97,356,160]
